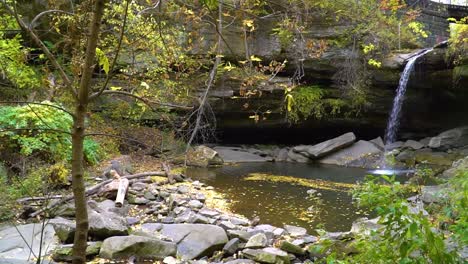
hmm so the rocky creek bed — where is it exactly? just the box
[1,126,467,263]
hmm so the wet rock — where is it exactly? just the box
[293,132,356,159]
[187,145,224,167]
[0,223,58,261]
[160,224,228,260]
[280,241,305,255]
[245,233,268,248]
[386,141,404,150]
[421,185,448,203]
[284,225,307,237]
[223,238,241,255]
[396,150,416,167]
[100,235,176,259]
[243,248,290,264]
[214,146,273,163]
[429,126,468,150]
[404,140,424,150]
[318,140,382,167]
[414,151,453,166]
[286,149,309,163]
[370,137,385,150]
[51,242,101,262]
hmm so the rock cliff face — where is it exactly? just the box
[201,17,468,144]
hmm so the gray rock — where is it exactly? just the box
[279,241,305,255]
[140,223,163,234]
[219,221,237,230]
[160,224,228,260]
[319,140,382,167]
[100,235,176,259]
[429,126,468,150]
[126,217,140,226]
[245,233,268,248]
[49,218,75,243]
[224,259,256,264]
[88,208,129,239]
[51,242,101,262]
[227,230,252,242]
[442,156,468,179]
[275,148,290,162]
[286,149,309,163]
[0,223,58,261]
[144,191,156,200]
[177,185,190,194]
[199,208,220,217]
[132,182,147,191]
[284,225,307,237]
[214,146,273,163]
[187,145,224,167]
[293,132,356,159]
[370,137,385,150]
[229,217,250,226]
[223,238,241,255]
[386,141,404,150]
[188,200,204,209]
[350,217,382,236]
[254,224,277,233]
[273,228,286,237]
[195,193,206,202]
[421,185,448,203]
[404,140,424,150]
[243,248,290,264]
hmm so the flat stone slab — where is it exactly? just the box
[293,132,356,159]
[160,224,228,260]
[0,223,58,262]
[214,147,273,163]
[318,140,382,166]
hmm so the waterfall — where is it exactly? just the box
[384,48,433,145]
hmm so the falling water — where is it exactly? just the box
[384,48,433,145]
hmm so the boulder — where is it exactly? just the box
[0,223,58,261]
[429,126,468,150]
[404,140,424,150]
[51,242,101,262]
[414,151,453,166]
[350,217,382,236]
[160,224,228,260]
[100,235,176,259]
[441,156,468,179]
[243,248,290,264]
[318,140,382,167]
[275,148,290,161]
[187,145,224,167]
[245,233,268,248]
[49,218,76,243]
[223,238,241,255]
[279,241,305,255]
[88,208,129,239]
[286,149,309,163]
[284,225,307,237]
[370,137,385,150]
[293,132,356,159]
[214,147,273,163]
[421,185,448,203]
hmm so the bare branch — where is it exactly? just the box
[95,90,194,110]
[30,10,74,30]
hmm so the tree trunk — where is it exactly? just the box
[71,0,107,263]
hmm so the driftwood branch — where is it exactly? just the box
[29,171,174,217]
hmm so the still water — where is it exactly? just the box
[187,163,371,233]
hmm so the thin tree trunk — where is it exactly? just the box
[71,0,107,263]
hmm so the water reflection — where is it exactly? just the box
[187,163,370,233]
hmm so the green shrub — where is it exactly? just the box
[0,102,102,164]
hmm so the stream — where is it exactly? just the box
[187,163,372,233]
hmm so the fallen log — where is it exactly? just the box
[17,195,64,203]
[29,171,173,218]
[115,178,129,207]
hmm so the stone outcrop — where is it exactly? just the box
[293,132,356,159]
[99,235,177,259]
[187,145,224,167]
[429,126,468,150]
[318,140,382,167]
